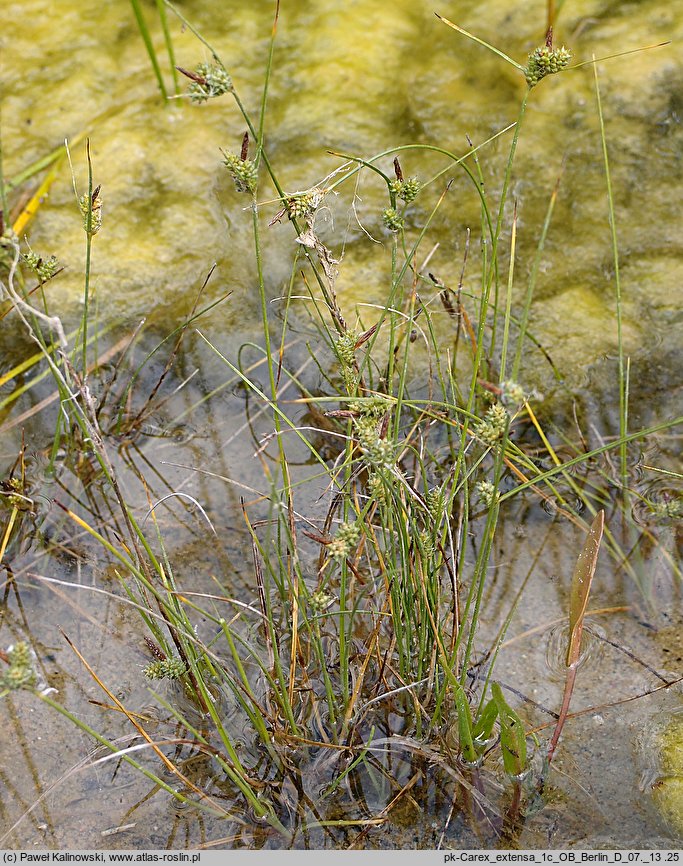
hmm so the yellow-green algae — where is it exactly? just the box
[652,713,683,837]
[1,0,681,394]
[2,1,683,849]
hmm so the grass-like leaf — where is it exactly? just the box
[435,13,525,72]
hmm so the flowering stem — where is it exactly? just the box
[81,141,94,376]
[594,62,628,485]
[434,14,526,72]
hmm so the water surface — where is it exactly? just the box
[1,0,682,850]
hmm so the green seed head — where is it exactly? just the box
[335,332,358,370]
[650,497,682,521]
[348,396,391,418]
[382,207,404,232]
[143,657,186,680]
[500,380,526,405]
[356,421,395,469]
[23,251,59,281]
[9,641,31,668]
[223,153,258,194]
[328,521,361,561]
[79,186,102,236]
[524,44,571,87]
[389,177,420,204]
[474,403,508,446]
[354,410,395,469]
[475,479,498,508]
[0,227,19,270]
[425,485,446,522]
[335,332,360,392]
[187,62,233,103]
[309,590,334,613]
[1,641,37,692]
[286,192,317,221]
[367,473,387,506]
[417,528,436,559]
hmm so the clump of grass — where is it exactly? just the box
[1,0,680,848]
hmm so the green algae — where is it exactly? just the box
[1,0,681,395]
[1,0,683,850]
[653,713,683,837]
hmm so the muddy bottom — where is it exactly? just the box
[0,324,680,849]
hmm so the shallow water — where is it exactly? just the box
[1,0,682,851]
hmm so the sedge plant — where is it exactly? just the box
[1,0,681,847]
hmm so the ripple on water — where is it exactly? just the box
[595,440,648,488]
[632,479,683,528]
[137,418,197,445]
[544,619,606,679]
[168,790,196,815]
[539,486,587,519]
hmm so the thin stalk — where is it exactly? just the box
[498,416,683,502]
[220,621,281,762]
[312,615,338,729]
[392,183,452,436]
[458,493,501,681]
[385,232,399,391]
[480,90,528,383]
[434,14,526,71]
[0,507,18,564]
[547,0,556,31]
[456,92,528,494]
[499,201,517,381]
[569,42,670,73]
[256,0,280,159]
[468,137,495,371]
[337,441,355,709]
[249,6,308,706]
[36,693,232,821]
[511,166,562,382]
[0,120,9,219]
[130,0,169,100]
[81,142,95,375]
[594,61,627,483]
[154,0,179,95]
